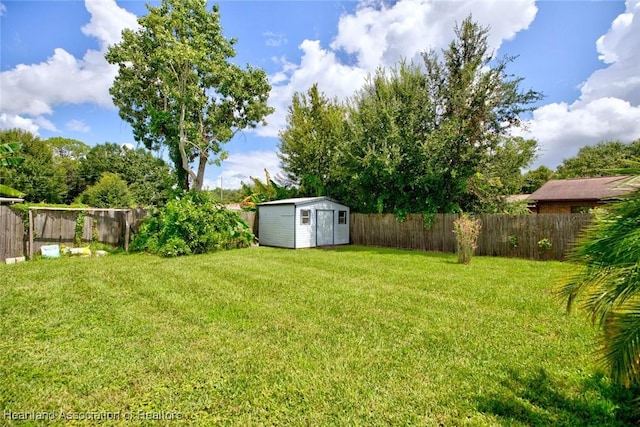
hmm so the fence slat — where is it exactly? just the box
[0,207,149,261]
[349,213,593,261]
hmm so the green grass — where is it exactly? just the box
[0,246,637,425]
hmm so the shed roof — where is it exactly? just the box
[258,196,345,207]
[530,175,638,202]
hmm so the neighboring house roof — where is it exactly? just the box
[530,175,638,202]
[258,196,344,206]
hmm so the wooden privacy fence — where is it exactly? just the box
[1,205,26,262]
[350,213,594,261]
[0,206,147,262]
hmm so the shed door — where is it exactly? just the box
[316,210,334,246]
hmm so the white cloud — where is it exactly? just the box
[206,151,282,190]
[264,31,288,48]
[0,0,138,134]
[0,113,40,134]
[82,0,139,50]
[516,98,640,166]
[259,0,537,137]
[0,2,6,16]
[522,0,640,168]
[66,119,91,133]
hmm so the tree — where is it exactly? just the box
[559,188,640,387]
[0,129,67,203]
[521,165,555,194]
[278,84,350,198]
[107,0,273,191]
[0,140,26,197]
[79,143,175,206]
[45,137,90,203]
[80,172,134,208]
[278,17,541,214]
[418,16,542,212]
[556,140,640,178]
[346,62,434,213]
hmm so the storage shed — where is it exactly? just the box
[258,197,350,248]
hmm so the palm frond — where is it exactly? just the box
[560,188,640,386]
[599,299,640,387]
[0,184,25,198]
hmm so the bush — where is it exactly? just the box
[131,191,254,257]
[81,172,134,208]
[453,213,482,264]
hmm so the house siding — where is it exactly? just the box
[536,201,605,214]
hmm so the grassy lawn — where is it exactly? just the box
[1,246,636,425]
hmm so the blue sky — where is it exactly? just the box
[1,0,639,189]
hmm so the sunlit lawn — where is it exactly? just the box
[0,246,636,425]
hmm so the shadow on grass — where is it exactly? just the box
[477,368,639,426]
[318,244,455,259]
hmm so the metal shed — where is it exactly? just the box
[257,197,350,248]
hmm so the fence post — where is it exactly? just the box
[28,208,34,260]
[124,210,130,252]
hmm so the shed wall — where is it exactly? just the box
[294,200,349,248]
[258,204,295,248]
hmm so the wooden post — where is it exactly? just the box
[28,208,34,260]
[124,211,130,252]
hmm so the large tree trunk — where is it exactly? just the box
[194,151,208,191]
[178,104,198,190]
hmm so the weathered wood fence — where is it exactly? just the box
[1,205,26,262]
[350,213,593,261]
[1,206,147,262]
[2,207,593,262]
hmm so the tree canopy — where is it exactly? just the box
[556,140,640,178]
[279,17,542,214]
[106,0,273,191]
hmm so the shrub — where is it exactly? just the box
[131,190,254,257]
[453,213,482,264]
[81,172,134,208]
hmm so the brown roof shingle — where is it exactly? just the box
[530,175,638,202]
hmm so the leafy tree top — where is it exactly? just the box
[106,0,273,191]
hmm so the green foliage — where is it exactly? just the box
[80,172,134,208]
[0,141,24,167]
[278,84,349,198]
[79,143,176,206]
[453,213,482,264]
[0,129,67,203]
[537,238,553,251]
[106,0,273,190]
[0,183,25,198]
[45,137,91,203]
[240,169,296,210]
[132,190,254,256]
[556,140,640,178]
[521,165,556,193]
[74,212,86,246]
[559,189,640,387]
[278,17,541,214]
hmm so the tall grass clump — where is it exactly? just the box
[453,213,482,264]
[131,190,254,256]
